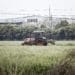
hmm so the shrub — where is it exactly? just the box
[48,39,55,45]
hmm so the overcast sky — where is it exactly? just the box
[0,0,75,19]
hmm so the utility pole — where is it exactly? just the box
[49,4,53,30]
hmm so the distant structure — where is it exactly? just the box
[0,15,75,28]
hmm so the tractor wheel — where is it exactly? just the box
[21,42,25,45]
[43,42,47,46]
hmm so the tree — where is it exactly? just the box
[55,20,69,29]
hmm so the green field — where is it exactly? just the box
[0,41,75,75]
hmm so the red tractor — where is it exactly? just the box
[22,31,48,46]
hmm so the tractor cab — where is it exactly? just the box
[31,31,46,39]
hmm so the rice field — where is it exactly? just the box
[0,41,75,75]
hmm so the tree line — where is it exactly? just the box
[0,20,75,40]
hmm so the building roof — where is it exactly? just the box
[33,30,45,33]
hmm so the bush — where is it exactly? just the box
[48,39,55,45]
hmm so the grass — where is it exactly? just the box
[0,41,75,75]
[55,40,75,46]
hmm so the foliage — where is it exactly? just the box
[55,20,69,29]
[48,39,55,45]
[54,20,75,40]
[0,20,75,40]
[0,25,37,40]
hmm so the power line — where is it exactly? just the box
[0,9,75,15]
